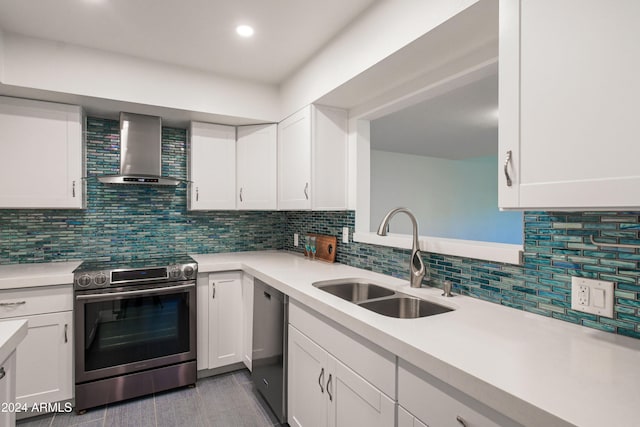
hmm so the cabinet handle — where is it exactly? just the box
[0,301,26,306]
[196,186,199,202]
[318,368,324,393]
[503,150,513,187]
[212,283,215,299]
[327,374,333,401]
[239,187,243,202]
[304,182,309,200]
[0,367,5,381]
[456,415,468,427]
[72,180,76,197]
[64,324,68,343]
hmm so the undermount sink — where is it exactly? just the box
[359,296,453,318]
[312,278,453,319]
[313,279,395,303]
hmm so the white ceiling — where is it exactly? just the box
[370,72,498,160]
[0,0,377,84]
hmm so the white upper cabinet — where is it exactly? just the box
[188,122,236,210]
[278,105,348,210]
[237,124,277,210]
[0,96,83,209]
[499,0,640,210]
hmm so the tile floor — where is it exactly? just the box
[17,370,282,427]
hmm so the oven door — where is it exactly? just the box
[74,281,196,384]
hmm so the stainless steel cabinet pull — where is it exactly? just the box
[304,182,309,200]
[0,367,5,381]
[503,150,513,187]
[456,415,467,427]
[318,368,324,393]
[327,374,333,401]
[64,324,68,343]
[72,180,76,197]
[0,301,26,306]
[212,283,216,299]
[196,186,199,201]
[239,187,243,202]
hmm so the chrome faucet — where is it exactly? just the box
[376,207,426,288]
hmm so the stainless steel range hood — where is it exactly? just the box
[98,112,181,186]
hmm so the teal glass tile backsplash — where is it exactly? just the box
[1,116,639,339]
[282,210,640,338]
[0,117,283,262]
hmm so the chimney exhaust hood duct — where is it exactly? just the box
[98,112,181,186]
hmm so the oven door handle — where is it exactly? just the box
[75,283,195,301]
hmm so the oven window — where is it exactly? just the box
[82,291,191,372]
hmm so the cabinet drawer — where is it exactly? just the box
[289,299,395,398]
[0,285,72,319]
[399,359,521,427]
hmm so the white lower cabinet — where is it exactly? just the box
[0,351,17,427]
[15,312,73,406]
[288,300,395,427]
[399,359,521,427]
[398,406,428,427]
[241,274,254,371]
[0,285,73,409]
[288,326,394,427]
[197,272,245,371]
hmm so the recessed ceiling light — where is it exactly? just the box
[236,25,254,38]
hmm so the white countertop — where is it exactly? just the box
[0,319,28,364]
[192,251,640,427]
[0,261,81,290]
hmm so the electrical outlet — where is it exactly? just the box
[294,233,299,247]
[577,285,589,306]
[571,277,614,318]
[342,227,349,244]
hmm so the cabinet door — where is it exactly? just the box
[0,97,83,209]
[288,325,328,427]
[241,274,254,371]
[15,311,73,406]
[196,273,210,371]
[398,406,428,427]
[208,274,243,368]
[327,356,394,427]
[311,106,348,210]
[189,122,236,210]
[278,106,311,210]
[499,0,640,209]
[0,351,17,427]
[237,124,277,210]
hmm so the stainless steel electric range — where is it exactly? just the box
[73,254,198,413]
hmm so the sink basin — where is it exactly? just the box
[312,278,454,319]
[359,296,453,319]
[313,279,395,303]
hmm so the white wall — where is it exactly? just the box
[0,28,5,82]
[2,34,281,122]
[370,150,522,244]
[280,0,480,118]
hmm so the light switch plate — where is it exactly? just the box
[571,277,614,318]
[342,227,349,244]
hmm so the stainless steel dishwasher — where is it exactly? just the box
[252,279,288,424]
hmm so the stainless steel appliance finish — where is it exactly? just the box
[73,255,197,412]
[97,112,181,186]
[377,207,427,288]
[252,279,288,424]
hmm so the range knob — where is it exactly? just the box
[94,273,108,286]
[77,274,92,288]
[183,265,195,279]
[169,267,181,279]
